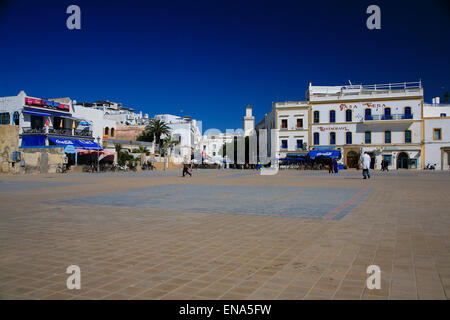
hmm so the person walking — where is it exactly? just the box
[182,163,192,177]
[328,158,333,174]
[333,159,339,174]
[361,152,371,179]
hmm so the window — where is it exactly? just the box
[281,139,288,149]
[110,128,115,137]
[346,132,352,144]
[0,112,10,125]
[383,155,392,165]
[384,107,392,120]
[313,111,320,123]
[345,109,352,122]
[13,112,19,125]
[329,132,336,145]
[433,128,442,141]
[313,132,320,145]
[104,127,109,135]
[54,117,63,129]
[364,109,372,120]
[203,145,206,150]
[365,131,372,144]
[329,110,336,123]
[296,139,303,149]
[405,130,412,143]
[296,118,303,128]
[404,107,412,119]
[213,152,216,156]
[281,119,288,129]
[385,131,392,144]
[440,113,447,117]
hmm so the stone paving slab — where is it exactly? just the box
[0,169,449,300]
[50,184,371,220]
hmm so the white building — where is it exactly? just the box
[71,103,116,144]
[255,100,309,165]
[196,132,235,164]
[0,91,112,166]
[423,102,450,170]
[75,100,148,126]
[308,81,424,170]
[154,114,202,160]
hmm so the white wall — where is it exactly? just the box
[424,117,450,170]
[72,105,116,143]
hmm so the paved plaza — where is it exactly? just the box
[0,169,449,300]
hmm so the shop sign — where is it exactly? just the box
[25,97,70,112]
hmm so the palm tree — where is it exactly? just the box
[114,143,122,153]
[137,119,171,153]
[161,136,180,170]
[137,145,149,155]
[161,136,180,156]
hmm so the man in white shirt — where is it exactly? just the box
[361,152,371,179]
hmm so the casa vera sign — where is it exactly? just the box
[339,102,388,111]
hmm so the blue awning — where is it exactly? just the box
[76,139,102,150]
[23,110,51,117]
[21,135,46,147]
[48,137,81,148]
[309,150,341,159]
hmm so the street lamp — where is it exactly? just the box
[96,136,101,173]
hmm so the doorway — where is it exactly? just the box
[346,151,359,168]
[397,152,409,169]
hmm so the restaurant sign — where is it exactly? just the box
[25,97,70,112]
[318,126,349,131]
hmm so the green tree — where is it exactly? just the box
[137,119,171,153]
[161,136,180,157]
[114,143,122,154]
[118,151,134,166]
[132,145,149,155]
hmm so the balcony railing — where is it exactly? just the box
[21,127,93,137]
[74,129,93,137]
[364,114,413,121]
[22,127,46,134]
[49,128,73,135]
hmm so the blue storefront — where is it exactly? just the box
[20,136,102,166]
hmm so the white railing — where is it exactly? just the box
[310,81,423,99]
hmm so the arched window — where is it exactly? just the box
[13,112,20,125]
[110,128,115,137]
[313,111,320,123]
[329,132,336,145]
[104,127,109,135]
[0,112,10,125]
[313,132,320,145]
[345,109,352,122]
[346,132,352,144]
[329,110,336,123]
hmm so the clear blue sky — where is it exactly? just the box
[1,0,449,131]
